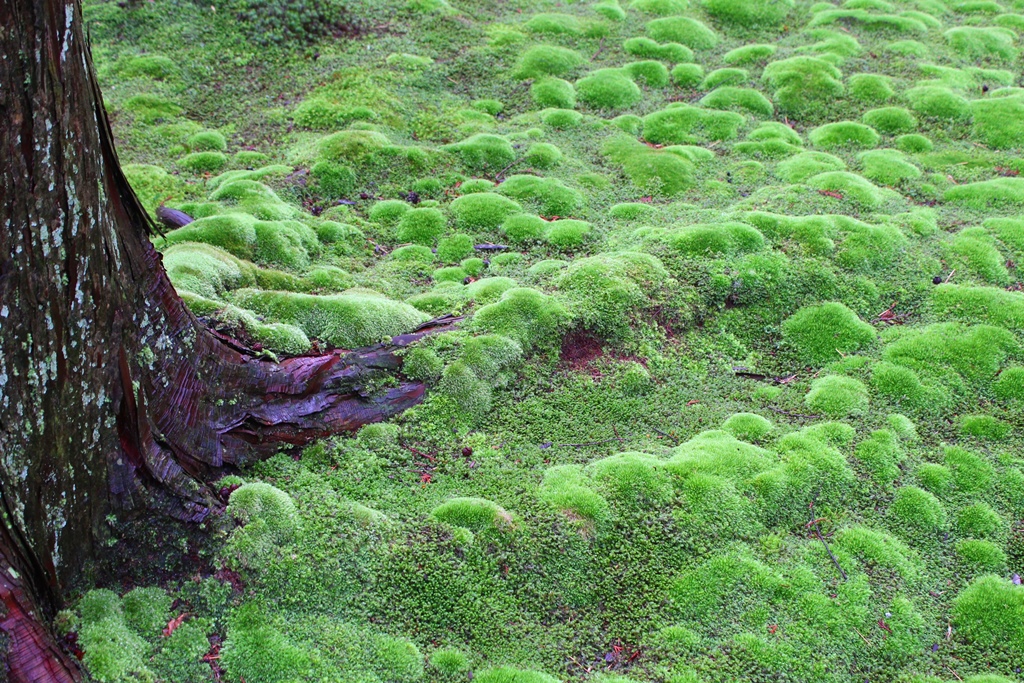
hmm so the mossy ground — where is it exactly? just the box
[78,0,1024,681]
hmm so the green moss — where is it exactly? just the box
[576,69,642,110]
[956,539,1008,573]
[450,193,522,231]
[433,266,468,283]
[78,614,152,682]
[431,497,511,530]
[530,77,576,109]
[541,108,584,129]
[895,133,933,153]
[437,234,474,262]
[883,323,1017,383]
[945,178,1024,207]
[391,245,434,262]
[807,171,889,207]
[945,446,994,493]
[78,589,123,625]
[701,0,793,27]
[623,37,694,62]
[544,219,592,249]
[861,107,917,134]
[805,375,870,417]
[670,63,705,88]
[609,202,658,220]
[809,121,881,149]
[188,130,227,152]
[721,413,773,441]
[642,105,745,144]
[944,230,1011,285]
[317,129,391,163]
[945,26,1019,61]
[871,361,937,408]
[646,17,719,49]
[474,668,559,683]
[123,93,182,123]
[917,462,952,495]
[624,60,671,88]
[953,575,1024,652]
[782,302,876,365]
[123,163,185,214]
[723,44,776,65]
[557,251,671,336]
[961,414,1012,440]
[994,366,1024,399]
[594,0,627,20]
[762,57,844,115]
[971,94,1024,149]
[588,452,672,507]
[933,285,1024,333]
[957,502,1004,538]
[501,213,547,243]
[886,39,930,56]
[448,134,515,173]
[700,87,774,118]
[162,214,257,260]
[430,648,469,674]
[776,151,846,182]
[513,45,585,79]
[906,85,971,120]
[459,179,496,194]
[396,208,446,246]
[118,54,178,79]
[702,67,748,89]
[855,428,904,483]
[834,526,921,580]
[858,149,922,186]
[663,221,765,256]
[496,175,584,216]
[221,615,312,683]
[889,485,946,534]
[121,587,171,637]
[848,73,894,103]
[538,465,609,524]
[526,12,583,35]
[470,287,569,350]
[230,289,428,348]
[253,220,316,270]
[374,636,424,682]
[311,161,356,198]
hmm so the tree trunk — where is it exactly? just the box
[0,1,450,679]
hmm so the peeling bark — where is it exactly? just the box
[0,0,453,678]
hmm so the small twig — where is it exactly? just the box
[944,268,956,283]
[493,155,524,181]
[946,666,963,682]
[557,438,626,448]
[591,37,607,60]
[651,427,680,445]
[853,628,871,646]
[809,502,847,581]
[401,444,436,462]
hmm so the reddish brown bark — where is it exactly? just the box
[0,0,451,679]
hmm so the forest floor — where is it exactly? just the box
[68,0,1024,681]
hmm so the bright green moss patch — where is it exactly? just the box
[932,284,1024,331]
[624,60,671,88]
[956,539,1008,573]
[623,37,694,62]
[861,107,917,134]
[396,208,446,246]
[317,129,391,163]
[953,576,1024,652]
[646,17,719,49]
[475,668,559,683]
[470,287,569,350]
[895,133,933,153]
[944,178,1024,207]
[776,151,846,182]
[961,414,1012,439]
[530,77,576,109]
[945,26,1019,61]
[993,366,1024,399]
[858,149,922,185]
[848,73,894,103]
[906,85,971,120]
[763,57,844,115]
[431,496,512,530]
[513,45,585,79]
[723,44,776,65]
[447,134,515,173]
[889,485,946,535]
[604,136,695,195]
[701,0,793,27]
[807,171,889,207]
[576,69,642,110]
[123,93,182,123]
[809,122,881,149]
[782,302,877,364]
[642,105,745,144]
[230,289,428,348]
[721,413,773,441]
[450,192,522,231]
[805,375,870,417]
[700,87,774,118]
[943,229,1011,285]
[971,94,1024,149]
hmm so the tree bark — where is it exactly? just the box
[0,1,450,679]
